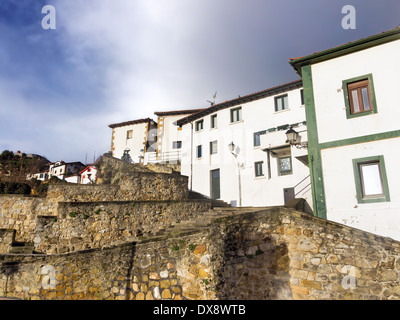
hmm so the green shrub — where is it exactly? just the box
[0,182,31,195]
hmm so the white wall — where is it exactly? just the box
[112,122,149,163]
[311,40,400,144]
[180,86,312,208]
[156,115,184,158]
[321,138,400,241]
[310,39,400,240]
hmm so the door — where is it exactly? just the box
[210,169,221,199]
[284,187,295,204]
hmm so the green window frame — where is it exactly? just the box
[196,145,202,158]
[342,74,377,119]
[210,140,218,155]
[274,94,289,112]
[210,114,217,129]
[195,119,204,131]
[254,161,264,177]
[230,107,242,123]
[253,130,266,147]
[352,155,390,203]
[278,156,292,176]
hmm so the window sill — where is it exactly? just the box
[254,176,266,180]
[230,120,244,125]
[274,108,291,115]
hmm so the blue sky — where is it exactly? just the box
[0,0,399,163]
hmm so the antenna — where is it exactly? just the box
[207,91,217,106]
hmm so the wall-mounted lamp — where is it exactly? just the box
[228,141,236,155]
[285,126,308,149]
[228,141,242,207]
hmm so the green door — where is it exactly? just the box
[210,169,221,199]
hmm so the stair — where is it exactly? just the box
[139,206,268,239]
[9,242,34,254]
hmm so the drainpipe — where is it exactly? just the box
[309,155,318,217]
[190,121,193,191]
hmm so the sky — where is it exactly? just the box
[0,0,399,163]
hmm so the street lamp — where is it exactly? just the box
[285,126,307,148]
[228,141,236,156]
[285,126,298,145]
[228,141,242,207]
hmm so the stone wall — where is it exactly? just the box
[1,207,400,300]
[35,200,211,254]
[0,195,57,244]
[46,173,188,202]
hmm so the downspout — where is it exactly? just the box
[190,121,193,191]
[309,155,318,217]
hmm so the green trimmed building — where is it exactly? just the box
[290,27,400,241]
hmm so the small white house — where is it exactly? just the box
[176,80,312,209]
[146,109,206,164]
[290,27,400,240]
[80,165,98,184]
[108,118,157,163]
[28,171,49,181]
[49,161,85,181]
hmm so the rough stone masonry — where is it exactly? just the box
[0,155,400,300]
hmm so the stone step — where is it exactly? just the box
[9,242,34,254]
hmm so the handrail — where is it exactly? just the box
[147,150,181,163]
[293,174,310,189]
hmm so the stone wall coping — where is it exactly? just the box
[56,199,213,206]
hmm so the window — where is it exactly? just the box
[255,161,264,177]
[210,141,218,155]
[210,114,217,129]
[343,74,377,119]
[253,130,266,147]
[300,89,304,105]
[352,155,390,203]
[195,120,204,131]
[172,141,182,149]
[196,145,202,158]
[230,107,242,123]
[275,94,289,112]
[126,130,133,139]
[278,156,292,176]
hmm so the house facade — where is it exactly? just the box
[80,165,98,184]
[176,80,312,209]
[49,161,85,181]
[146,109,205,164]
[108,118,157,163]
[290,27,400,240]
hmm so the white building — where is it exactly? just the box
[28,171,49,181]
[176,80,312,209]
[146,109,206,164]
[49,161,85,181]
[80,165,98,184]
[290,27,400,240]
[108,118,157,163]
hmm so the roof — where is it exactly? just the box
[80,165,97,174]
[290,27,400,74]
[154,108,207,117]
[176,79,303,127]
[108,118,156,129]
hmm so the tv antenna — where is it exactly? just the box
[207,91,217,106]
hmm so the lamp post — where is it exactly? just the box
[228,141,242,207]
[285,126,308,148]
